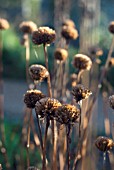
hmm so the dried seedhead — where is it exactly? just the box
[29,64,49,82]
[72,54,92,71]
[71,73,78,87]
[24,89,45,108]
[62,19,75,28]
[35,97,62,119]
[19,21,37,34]
[71,84,92,103]
[109,95,114,109]
[0,18,9,30]
[61,26,78,40]
[95,136,114,152]
[54,48,68,61]
[89,46,103,57]
[109,58,114,67]
[55,104,81,125]
[32,27,56,45]
[108,21,114,34]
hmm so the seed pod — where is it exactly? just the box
[35,97,62,119]
[71,84,92,103]
[54,48,68,61]
[19,21,37,34]
[61,26,78,40]
[95,136,114,152]
[62,19,75,28]
[109,95,114,109]
[24,89,45,108]
[55,104,81,125]
[72,54,92,71]
[108,21,114,34]
[0,18,9,30]
[32,27,56,45]
[29,64,49,82]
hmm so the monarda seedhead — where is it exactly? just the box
[72,54,92,71]
[29,64,49,82]
[32,27,56,45]
[24,89,45,108]
[71,84,92,103]
[109,95,114,109]
[108,21,114,34]
[55,104,81,125]
[62,19,75,28]
[61,26,78,40]
[0,18,9,30]
[54,48,68,61]
[95,136,114,152]
[35,97,62,119]
[19,21,37,34]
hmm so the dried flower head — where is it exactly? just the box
[109,58,114,67]
[29,64,49,82]
[89,46,103,57]
[24,89,45,108]
[108,21,114,34]
[71,84,92,102]
[19,21,37,34]
[61,26,78,40]
[32,27,56,45]
[0,18,9,30]
[55,104,80,125]
[62,19,75,28]
[72,54,92,71]
[95,136,114,152]
[54,48,68,61]
[109,95,114,109]
[71,74,77,87]
[35,97,62,119]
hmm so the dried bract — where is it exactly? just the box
[72,54,92,71]
[109,95,114,109]
[54,48,68,61]
[55,104,80,125]
[0,18,9,30]
[29,64,49,82]
[24,89,45,108]
[71,84,92,102]
[108,21,114,34]
[35,97,62,119]
[32,27,56,45]
[62,19,75,28]
[95,136,114,152]
[61,26,78,40]
[19,21,37,34]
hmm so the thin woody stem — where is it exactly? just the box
[66,125,71,170]
[25,34,30,86]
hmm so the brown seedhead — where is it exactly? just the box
[72,54,92,71]
[0,18,9,30]
[29,64,49,82]
[62,19,75,28]
[89,46,103,57]
[54,48,68,61]
[71,84,92,103]
[109,95,114,109]
[61,26,78,40]
[19,21,37,34]
[24,89,45,108]
[32,27,56,45]
[55,104,81,125]
[108,21,114,34]
[95,136,114,152]
[35,97,62,119]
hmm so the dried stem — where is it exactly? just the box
[73,35,114,170]
[42,118,50,170]
[66,125,71,170]
[25,34,30,86]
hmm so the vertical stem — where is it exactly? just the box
[25,34,30,86]
[43,44,57,169]
[66,125,71,170]
[42,118,50,170]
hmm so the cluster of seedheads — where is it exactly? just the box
[1,16,114,170]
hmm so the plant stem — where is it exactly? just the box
[66,124,71,170]
[42,118,50,170]
[25,34,30,86]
